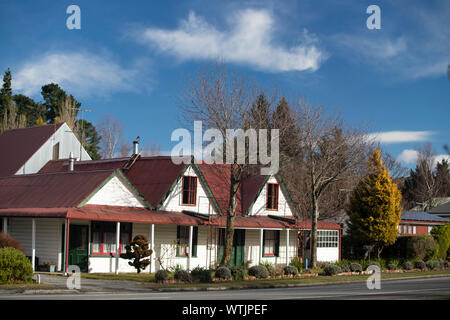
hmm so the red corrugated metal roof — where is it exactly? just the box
[210,215,292,229]
[39,156,186,208]
[0,208,69,218]
[39,157,129,173]
[296,220,342,230]
[0,205,341,230]
[0,123,64,177]
[241,175,268,215]
[0,169,116,208]
[68,205,207,225]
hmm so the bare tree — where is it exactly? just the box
[292,102,370,267]
[98,115,125,159]
[0,99,26,134]
[142,140,161,156]
[402,143,443,210]
[177,62,259,267]
[119,139,132,157]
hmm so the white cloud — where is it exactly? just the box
[332,34,407,60]
[12,51,142,97]
[397,149,419,164]
[136,9,326,72]
[397,149,450,167]
[367,131,435,144]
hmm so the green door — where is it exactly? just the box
[218,229,245,267]
[65,225,89,272]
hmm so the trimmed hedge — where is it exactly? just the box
[0,247,33,283]
[350,263,362,272]
[174,269,191,282]
[323,264,342,276]
[402,261,413,270]
[191,267,212,283]
[414,260,426,270]
[248,265,269,279]
[215,267,232,280]
[425,260,440,270]
[155,270,168,282]
[230,266,245,280]
[283,265,298,276]
[387,263,397,271]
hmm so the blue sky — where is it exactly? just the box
[0,0,449,167]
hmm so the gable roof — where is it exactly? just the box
[0,169,117,209]
[40,156,188,209]
[429,201,450,214]
[0,123,64,177]
[401,211,450,223]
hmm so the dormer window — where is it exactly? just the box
[182,176,197,206]
[266,183,279,210]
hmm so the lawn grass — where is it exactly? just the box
[0,282,50,288]
[77,269,450,289]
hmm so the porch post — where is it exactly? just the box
[259,228,264,264]
[31,218,36,271]
[286,229,289,265]
[115,221,120,274]
[150,224,155,273]
[188,225,193,271]
[64,218,70,275]
[2,217,7,234]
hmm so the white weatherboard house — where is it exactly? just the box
[0,133,341,274]
[0,122,91,177]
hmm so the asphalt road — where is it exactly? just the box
[1,275,450,300]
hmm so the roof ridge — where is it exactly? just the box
[0,168,116,179]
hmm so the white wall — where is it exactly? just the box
[16,123,91,175]
[245,229,297,267]
[8,218,64,270]
[160,166,218,215]
[317,248,339,262]
[248,176,293,217]
[86,175,146,208]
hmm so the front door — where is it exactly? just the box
[62,225,89,272]
[218,229,245,267]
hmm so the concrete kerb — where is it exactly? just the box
[154,273,450,292]
[4,272,448,295]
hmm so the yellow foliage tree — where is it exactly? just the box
[347,149,402,258]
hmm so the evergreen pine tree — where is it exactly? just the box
[347,149,402,257]
[0,68,13,118]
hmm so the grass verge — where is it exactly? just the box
[76,269,450,289]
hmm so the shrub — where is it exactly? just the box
[155,270,168,282]
[120,234,153,274]
[174,269,191,283]
[323,264,342,276]
[269,264,285,277]
[191,267,212,283]
[0,233,23,252]
[389,259,401,269]
[0,247,33,284]
[414,260,426,270]
[425,260,440,270]
[350,263,363,272]
[368,261,381,270]
[411,235,436,260]
[283,265,298,276]
[248,265,269,279]
[340,264,351,272]
[214,267,232,280]
[387,263,397,270]
[402,261,413,270]
[230,266,245,280]
[289,257,303,272]
[430,224,450,260]
[259,262,273,274]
